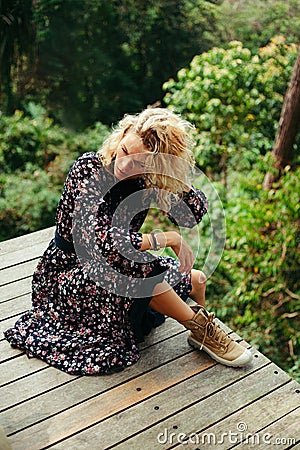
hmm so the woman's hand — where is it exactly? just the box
[166,231,195,274]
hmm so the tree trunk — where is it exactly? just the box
[263,46,300,190]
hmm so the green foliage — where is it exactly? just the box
[163,35,299,378]
[32,0,135,128]
[164,37,298,177]
[0,103,69,173]
[7,0,217,129]
[118,0,217,111]
[2,0,299,128]
[0,164,61,240]
[0,103,109,240]
[0,102,109,173]
[0,0,34,113]
[202,165,300,380]
[213,0,300,53]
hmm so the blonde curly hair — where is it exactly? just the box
[97,108,196,210]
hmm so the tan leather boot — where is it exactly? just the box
[180,306,252,367]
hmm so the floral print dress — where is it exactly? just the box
[4,152,208,375]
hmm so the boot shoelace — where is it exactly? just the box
[200,312,231,351]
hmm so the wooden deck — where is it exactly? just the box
[0,227,299,450]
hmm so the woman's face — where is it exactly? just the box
[114,132,148,180]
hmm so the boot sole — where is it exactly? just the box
[188,335,253,368]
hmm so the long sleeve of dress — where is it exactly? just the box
[68,155,163,299]
[73,176,146,261]
[167,186,208,228]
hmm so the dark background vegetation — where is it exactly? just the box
[1,0,299,379]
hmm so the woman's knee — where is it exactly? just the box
[191,269,206,286]
[189,269,206,303]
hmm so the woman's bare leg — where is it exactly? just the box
[149,270,206,321]
[189,269,206,307]
[150,280,194,321]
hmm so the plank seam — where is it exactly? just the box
[105,361,273,450]
[0,276,35,288]
[0,335,193,411]
[0,366,49,390]
[167,378,294,449]
[0,292,31,306]
[139,329,187,351]
[0,256,41,272]
[0,375,82,414]
[0,351,25,365]
[287,440,300,449]
[6,350,196,438]
[43,360,271,450]
[228,404,300,449]
[0,310,29,323]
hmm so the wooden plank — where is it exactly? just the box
[0,321,184,412]
[0,241,49,271]
[0,354,48,387]
[139,319,185,350]
[2,331,194,433]
[6,350,214,450]
[0,277,32,303]
[109,363,291,450]
[242,407,299,449]
[0,317,24,341]
[0,260,38,286]
[178,381,300,449]
[0,227,54,256]
[0,293,31,340]
[0,366,77,414]
[0,321,184,387]
[0,426,12,450]
[0,322,244,411]
[0,340,24,363]
[0,293,30,321]
[2,329,207,439]
[3,227,298,450]
[48,348,268,450]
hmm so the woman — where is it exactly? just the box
[5,108,252,375]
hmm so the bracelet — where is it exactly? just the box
[146,234,154,250]
[150,232,160,251]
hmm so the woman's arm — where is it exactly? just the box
[167,187,208,228]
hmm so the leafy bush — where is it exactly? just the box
[46,121,110,186]
[0,104,109,240]
[201,164,300,380]
[213,0,300,53]
[163,37,298,177]
[0,103,72,173]
[0,102,109,173]
[0,165,61,240]
[163,37,300,379]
